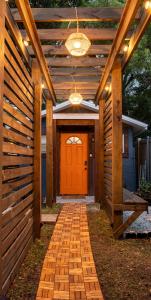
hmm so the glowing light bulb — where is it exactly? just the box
[145,1,151,9]
[41,83,45,89]
[74,41,81,49]
[24,40,29,47]
[123,45,129,52]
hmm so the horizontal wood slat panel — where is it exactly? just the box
[5,5,30,66]
[3,101,33,130]
[4,85,33,121]
[5,44,33,96]
[4,71,33,112]
[3,166,33,181]
[22,28,117,41]
[2,194,33,226]
[2,174,33,195]
[2,183,33,212]
[2,209,32,255]
[4,56,33,104]
[3,127,33,148]
[3,142,33,156]
[5,28,32,85]
[2,207,32,241]
[3,113,33,139]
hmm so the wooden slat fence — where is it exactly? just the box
[103,95,113,220]
[0,5,34,295]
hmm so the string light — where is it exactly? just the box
[65,7,91,57]
[41,83,45,89]
[23,40,29,47]
[123,45,129,52]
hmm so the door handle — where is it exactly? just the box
[84,161,87,166]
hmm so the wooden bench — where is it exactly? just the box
[113,189,148,238]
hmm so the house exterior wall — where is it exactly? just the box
[123,127,136,191]
[41,118,137,200]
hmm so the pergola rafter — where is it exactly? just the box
[15,0,56,104]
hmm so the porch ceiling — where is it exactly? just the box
[11,1,151,104]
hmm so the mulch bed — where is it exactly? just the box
[6,208,151,300]
[88,210,151,300]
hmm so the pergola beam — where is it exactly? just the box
[21,28,117,41]
[28,44,112,56]
[47,57,106,68]
[15,0,56,104]
[11,7,124,22]
[95,0,141,103]
[122,8,151,68]
[50,67,102,76]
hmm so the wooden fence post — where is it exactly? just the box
[46,99,53,207]
[98,100,105,205]
[32,59,42,239]
[111,60,123,231]
[0,0,5,295]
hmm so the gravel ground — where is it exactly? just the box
[124,206,151,233]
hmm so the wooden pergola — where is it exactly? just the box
[0,0,150,295]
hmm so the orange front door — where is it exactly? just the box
[60,133,88,195]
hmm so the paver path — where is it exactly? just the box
[36,203,104,300]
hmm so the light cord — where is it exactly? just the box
[75,7,79,33]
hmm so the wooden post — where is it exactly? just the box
[46,99,53,207]
[0,0,5,295]
[53,119,57,203]
[98,100,105,205]
[111,60,123,231]
[32,59,42,239]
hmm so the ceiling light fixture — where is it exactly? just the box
[69,76,83,105]
[65,7,91,57]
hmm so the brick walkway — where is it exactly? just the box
[36,204,104,300]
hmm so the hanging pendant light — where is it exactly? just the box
[65,7,91,57]
[69,75,83,105]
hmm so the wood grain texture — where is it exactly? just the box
[32,59,42,239]
[21,28,117,41]
[46,99,53,207]
[28,44,111,56]
[47,57,106,68]
[15,0,56,103]
[96,0,140,102]
[0,0,5,294]
[11,7,124,22]
[36,204,104,300]
[111,61,123,231]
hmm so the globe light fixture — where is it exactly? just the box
[145,1,151,9]
[69,92,83,105]
[69,75,83,105]
[65,7,91,57]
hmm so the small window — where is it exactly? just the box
[66,136,82,144]
[122,127,129,158]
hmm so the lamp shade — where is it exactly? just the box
[65,32,91,57]
[69,92,83,105]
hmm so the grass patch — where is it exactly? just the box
[41,203,62,214]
